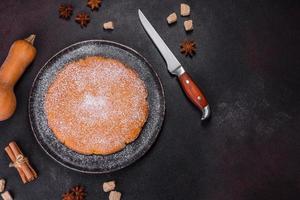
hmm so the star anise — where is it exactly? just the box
[180,40,197,57]
[87,0,102,11]
[58,4,73,20]
[71,186,86,200]
[75,12,90,28]
[62,191,75,200]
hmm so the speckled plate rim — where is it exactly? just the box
[28,40,165,174]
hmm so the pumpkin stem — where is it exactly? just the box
[24,34,36,45]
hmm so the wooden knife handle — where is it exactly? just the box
[178,72,210,120]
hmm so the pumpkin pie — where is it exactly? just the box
[45,56,149,155]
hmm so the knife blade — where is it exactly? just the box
[138,9,211,120]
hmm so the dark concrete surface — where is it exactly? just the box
[0,0,299,199]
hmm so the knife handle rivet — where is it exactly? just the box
[185,80,190,84]
[197,96,202,100]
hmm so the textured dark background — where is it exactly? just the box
[0,0,299,199]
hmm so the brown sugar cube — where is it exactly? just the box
[109,191,122,200]
[0,179,5,193]
[180,3,190,16]
[103,180,116,192]
[184,20,193,31]
[1,191,13,200]
[103,21,114,30]
[166,12,177,24]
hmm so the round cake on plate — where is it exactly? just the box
[45,56,149,155]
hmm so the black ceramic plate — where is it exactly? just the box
[29,40,165,173]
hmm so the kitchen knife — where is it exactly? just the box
[138,9,211,120]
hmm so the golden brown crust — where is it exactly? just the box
[45,56,149,155]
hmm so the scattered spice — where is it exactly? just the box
[180,40,196,57]
[71,186,86,200]
[87,0,102,11]
[109,191,122,200]
[1,191,13,200]
[75,12,90,28]
[58,4,73,19]
[180,3,190,16]
[184,20,193,32]
[62,191,75,200]
[103,180,116,192]
[5,141,38,184]
[62,186,86,200]
[0,179,5,193]
[166,13,177,24]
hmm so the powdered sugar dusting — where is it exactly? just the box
[45,56,149,155]
[77,93,109,122]
[81,93,107,110]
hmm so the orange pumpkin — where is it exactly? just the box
[0,34,37,121]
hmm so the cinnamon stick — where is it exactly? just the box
[5,141,38,184]
[4,146,27,183]
[11,142,37,178]
[9,142,33,181]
